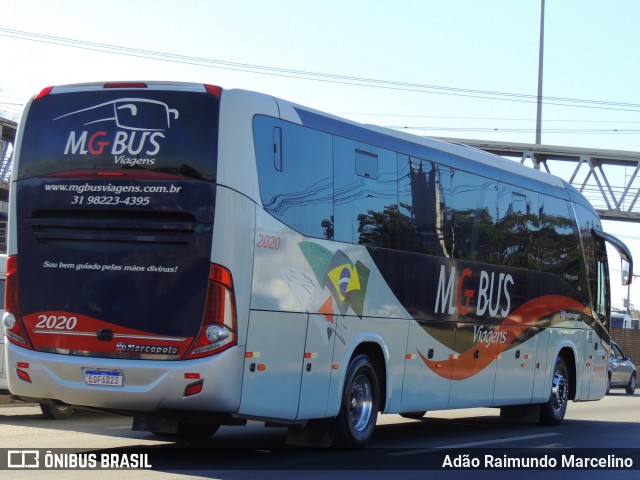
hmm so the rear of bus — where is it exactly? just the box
[4,82,242,416]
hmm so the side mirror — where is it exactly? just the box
[592,229,633,286]
[622,259,631,286]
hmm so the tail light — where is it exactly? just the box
[34,86,54,100]
[183,264,237,359]
[3,255,34,350]
[204,84,222,97]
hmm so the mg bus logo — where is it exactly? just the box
[434,264,514,318]
[55,98,179,132]
[54,98,179,161]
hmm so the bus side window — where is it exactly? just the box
[397,155,452,257]
[497,185,538,269]
[333,137,397,246]
[537,195,578,277]
[253,116,334,239]
[572,203,605,317]
[451,170,498,264]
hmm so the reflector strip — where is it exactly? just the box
[184,380,203,397]
[17,369,32,383]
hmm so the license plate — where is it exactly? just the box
[84,370,124,387]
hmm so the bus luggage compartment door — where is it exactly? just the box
[239,310,307,420]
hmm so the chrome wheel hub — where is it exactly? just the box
[551,370,568,414]
[349,374,373,432]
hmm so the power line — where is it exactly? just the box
[3,27,640,113]
[340,112,640,124]
[388,125,640,135]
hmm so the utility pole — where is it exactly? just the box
[535,0,545,145]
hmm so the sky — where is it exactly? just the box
[1,0,640,309]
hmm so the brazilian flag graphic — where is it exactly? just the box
[299,242,370,318]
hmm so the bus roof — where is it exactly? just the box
[276,98,566,193]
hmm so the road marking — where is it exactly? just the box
[389,432,560,456]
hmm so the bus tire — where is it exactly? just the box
[40,403,73,420]
[539,356,569,426]
[334,354,379,448]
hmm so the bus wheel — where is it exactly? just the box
[539,356,569,426]
[400,411,427,420]
[334,354,379,448]
[40,403,73,420]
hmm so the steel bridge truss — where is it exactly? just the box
[0,118,17,188]
[437,137,640,222]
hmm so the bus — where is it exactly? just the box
[3,81,632,447]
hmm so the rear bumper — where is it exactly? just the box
[5,342,244,413]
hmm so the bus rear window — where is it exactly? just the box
[18,89,219,181]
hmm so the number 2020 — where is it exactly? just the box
[257,234,281,250]
[35,315,78,330]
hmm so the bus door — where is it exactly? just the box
[584,229,632,399]
[240,310,308,420]
[239,312,337,421]
[582,229,633,400]
[584,233,612,399]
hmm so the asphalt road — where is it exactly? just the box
[0,392,639,479]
